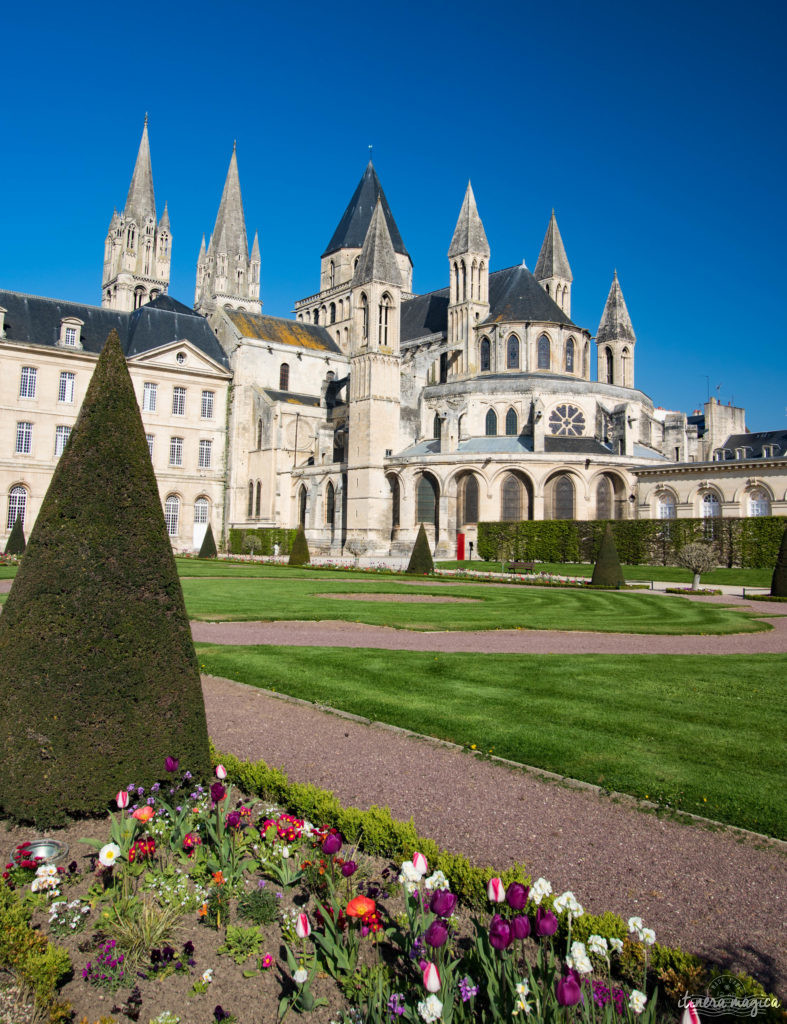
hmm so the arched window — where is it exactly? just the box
[622,347,631,387]
[748,489,771,516]
[248,481,254,518]
[378,293,392,346]
[553,476,575,519]
[701,491,721,538]
[416,474,438,529]
[583,342,589,378]
[329,260,335,287]
[164,495,180,536]
[7,485,27,529]
[501,475,522,521]
[507,335,520,369]
[433,413,441,440]
[537,335,550,369]
[461,260,467,300]
[279,363,290,391]
[480,337,491,372]
[460,475,479,525]
[605,346,614,384]
[360,293,368,341]
[471,260,478,300]
[298,485,307,528]
[388,475,400,532]
[505,408,518,436]
[326,481,335,527]
[485,409,498,436]
[194,497,209,525]
[565,338,575,373]
[596,477,613,519]
[257,418,263,448]
[658,493,677,519]
[330,302,336,324]
[255,481,261,518]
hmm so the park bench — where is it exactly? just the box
[509,561,535,573]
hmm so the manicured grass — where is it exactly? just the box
[175,558,360,580]
[196,644,787,839]
[181,576,767,634]
[0,565,17,579]
[438,560,772,587]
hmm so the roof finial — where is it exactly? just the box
[144,112,148,127]
[233,139,237,152]
[368,144,373,161]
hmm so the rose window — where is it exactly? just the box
[548,404,586,436]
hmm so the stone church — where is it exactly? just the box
[1,121,784,554]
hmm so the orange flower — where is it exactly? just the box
[132,805,154,822]
[346,895,376,918]
[212,871,225,885]
[198,903,208,917]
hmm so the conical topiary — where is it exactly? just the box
[198,522,218,559]
[406,523,434,575]
[288,524,310,566]
[4,516,26,555]
[590,522,625,588]
[0,331,211,826]
[771,522,787,597]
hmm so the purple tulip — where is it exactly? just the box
[488,914,512,951]
[424,918,449,948]
[534,907,558,937]
[322,831,343,855]
[210,782,226,803]
[429,890,457,918]
[556,968,583,1007]
[511,914,531,940]
[226,811,242,829]
[341,860,358,877]
[164,756,179,774]
[506,882,529,910]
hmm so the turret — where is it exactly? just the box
[534,210,572,317]
[596,271,636,388]
[447,182,490,377]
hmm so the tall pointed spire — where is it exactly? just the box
[208,144,249,260]
[448,182,489,258]
[250,231,260,261]
[534,210,572,282]
[158,201,170,233]
[123,115,157,225]
[323,162,409,260]
[597,271,636,344]
[352,199,402,287]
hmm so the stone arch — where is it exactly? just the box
[537,333,551,370]
[545,471,580,520]
[480,336,491,372]
[744,483,772,517]
[565,337,575,373]
[506,334,520,369]
[415,471,440,539]
[298,484,308,528]
[494,469,534,522]
[456,471,481,526]
[505,407,518,436]
[485,408,498,436]
[387,473,401,537]
[592,471,628,519]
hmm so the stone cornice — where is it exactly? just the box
[635,458,787,476]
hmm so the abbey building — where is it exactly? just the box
[2,121,785,554]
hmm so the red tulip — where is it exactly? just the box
[116,790,130,809]
[413,851,428,876]
[295,913,311,938]
[487,877,505,902]
[422,962,441,992]
[215,764,227,779]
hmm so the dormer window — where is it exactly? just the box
[0,305,6,337]
[762,444,778,457]
[734,447,750,460]
[59,317,84,348]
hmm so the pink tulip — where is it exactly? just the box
[487,876,505,902]
[412,851,428,876]
[680,1002,700,1024]
[215,764,227,780]
[116,790,130,809]
[295,913,311,939]
[422,962,441,993]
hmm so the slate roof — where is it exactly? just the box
[263,389,321,408]
[718,430,787,459]
[0,290,229,368]
[323,162,410,261]
[544,436,613,454]
[225,310,342,354]
[400,288,449,342]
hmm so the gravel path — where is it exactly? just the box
[204,674,786,998]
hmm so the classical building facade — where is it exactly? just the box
[2,121,785,554]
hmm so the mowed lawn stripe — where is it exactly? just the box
[196,645,786,839]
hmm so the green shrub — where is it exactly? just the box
[227,527,296,556]
[0,332,211,826]
[237,888,280,926]
[197,522,218,559]
[591,523,624,587]
[4,516,26,555]
[288,524,311,566]
[771,523,787,597]
[406,523,434,574]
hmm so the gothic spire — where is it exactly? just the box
[448,181,489,258]
[123,115,157,225]
[250,230,260,260]
[597,271,636,344]
[158,201,170,232]
[323,161,409,261]
[208,144,249,260]
[352,198,402,287]
[534,210,572,282]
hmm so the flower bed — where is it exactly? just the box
[0,758,780,1024]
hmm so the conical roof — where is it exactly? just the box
[124,115,157,225]
[208,144,249,260]
[534,211,572,282]
[597,271,636,344]
[250,231,260,260]
[448,182,490,258]
[158,201,170,232]
[352,199,403,287]
[323,161,409,261]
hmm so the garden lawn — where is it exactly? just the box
[181,576,768,634]
[196,645,787,839]
[438,561,772,588]
[175,558,362,580]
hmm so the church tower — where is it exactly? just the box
[596,271,636,388]
[345,199,403,552]
[194,144,261,322]
[447,182,490,377]
[102,117,171,311]
[534,210,572,317]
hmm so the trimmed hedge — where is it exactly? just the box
[228,527,297,557]
[591,523,624,587]
[4,516,26,555]
[478,516,786,569]
[771,523,787,597]
[0,332,211,825]
[288,524,311,566]
[198,522,218,559]
[406,523,435,575]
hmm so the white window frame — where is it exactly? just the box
[142,382,157,412]
[54,425,71,457]
[58,371,75,403]
[19,366,37,399]
[146,433,154,458]
[201,390,215,419]
[7,486,27,529]
[169,437,183,466]
[194,497,209,524]
[198,439,212,469]
[748,490,770,517]
[64,326,77,346]
[172,387,186,416]
[164,495,180,536]
[15,422,32,454]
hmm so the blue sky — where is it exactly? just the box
[2,0,785,430]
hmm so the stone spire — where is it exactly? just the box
[534,210,572,282]
[158,201,170,233]
[250,231,260,261]
[208,143,249,261]
[448,182,489,259]
[123,115,157,226]
[597,271,636,344]
[352,199,402,287]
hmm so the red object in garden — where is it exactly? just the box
[456,532,465,560]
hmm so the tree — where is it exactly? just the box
[4,516,25,556]
[770,523,787,597]
[590,523,625,588]
[676,541,718,590]
[288,524,311,566]
[198,522,218,559]
[406,523,434,575]
[242,532,261,557]
[0,332,210,826]
[345,538,369,566]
